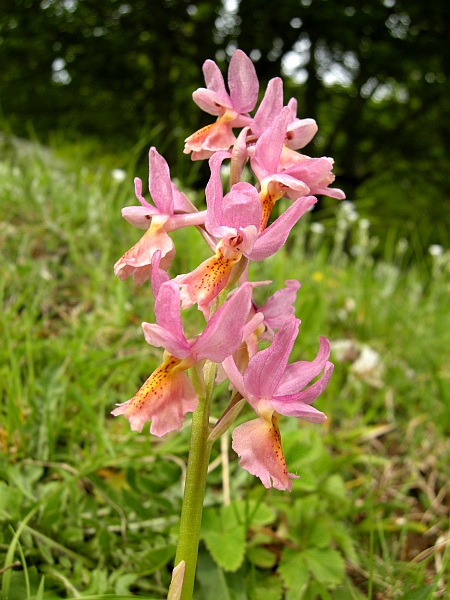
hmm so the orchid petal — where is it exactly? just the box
[112,362,197,436]
[148,148,174,215]
[228,49,259,113]
[150,250,170,299]
[277,337,331,395]
[248,196,317,262]
[252,78,284,136]
[232,417,298,491]
[121,205,158,229]
[192,283,253,362]
[258,280,301,330]
[142,322,192,359]
[274,361,334,408]
[205,151,231,233]
[253,106,291,178]
[244,316,299,399]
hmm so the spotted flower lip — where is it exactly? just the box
[112,281,263,436]
[223,315,334,490]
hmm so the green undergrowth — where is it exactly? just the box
[1,137,449,599]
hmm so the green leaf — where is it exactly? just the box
[201,506,247,572]
[138,544,176,575]
[197,550,231,600]
[246,546,277,569]
[230,500,276,527]
[203,524,246,572]
[303,548,345,586]
[252,574,283,600]
[278,548,309,596]
[401,585,435,600]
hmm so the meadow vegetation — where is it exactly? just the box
[1,136,449,599]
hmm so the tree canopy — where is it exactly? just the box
[1,0,449,248]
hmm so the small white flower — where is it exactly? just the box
[111,168,126,182]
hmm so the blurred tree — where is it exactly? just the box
[1,0,449,247]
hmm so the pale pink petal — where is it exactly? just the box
[244,316,299,399]
[247,196,317,262]
[222,355,256,408]
[150,250,170,299]
[232,417,298,491]
[286,118,318,150]
[205,151,232,233]
[142,322,192,359]
[228,49,259,113]
[112,363,198,437]
[192,88,231,115]
[148,148,174,215]
[258,280,301,330]
[184,120,236,155]
[134,177,153,208]
[203,59,229,101]
[121,205,158,230]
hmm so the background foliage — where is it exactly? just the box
[1,0,449,246]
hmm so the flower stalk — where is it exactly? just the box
[174,361,216,600]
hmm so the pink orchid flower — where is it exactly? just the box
[216,279,302,383]
[175,153,316,317]
[114,147,207,285]
[223,315,334,490]
[251,107,345,230]
[250,78,317,150]
[112,281,262,436]
[184,50,259,160]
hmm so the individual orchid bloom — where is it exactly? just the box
[216,279,302,382]
[249,79,317,148]
[223,315,334,490]
[112,281,261,436]
[251,107,345,230]
[114,147,207,285]
[175,152,315,317]
[184,50,259,160]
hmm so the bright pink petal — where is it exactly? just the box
[258,280,301,330]
[247,196,317,262]
[275,361,334,407]
[251,77,283,137]
[252,107,291,179]
[270,397,328,423]
[134,177,152,208]
[228,49,259,113]
[192,282,253,362]
[232,417,298,491]
[244,316,299,399]
[276,336,331,395]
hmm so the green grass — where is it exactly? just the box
[1,135,449,599]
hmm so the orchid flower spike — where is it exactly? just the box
[223,315,334,490]
[112,281,262,436]
[175,153,315,317]
[184,50,259,160]
[114,147,207,285]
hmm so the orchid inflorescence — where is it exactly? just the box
[112,49,344,492]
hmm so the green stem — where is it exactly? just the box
[174,360,216,600]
